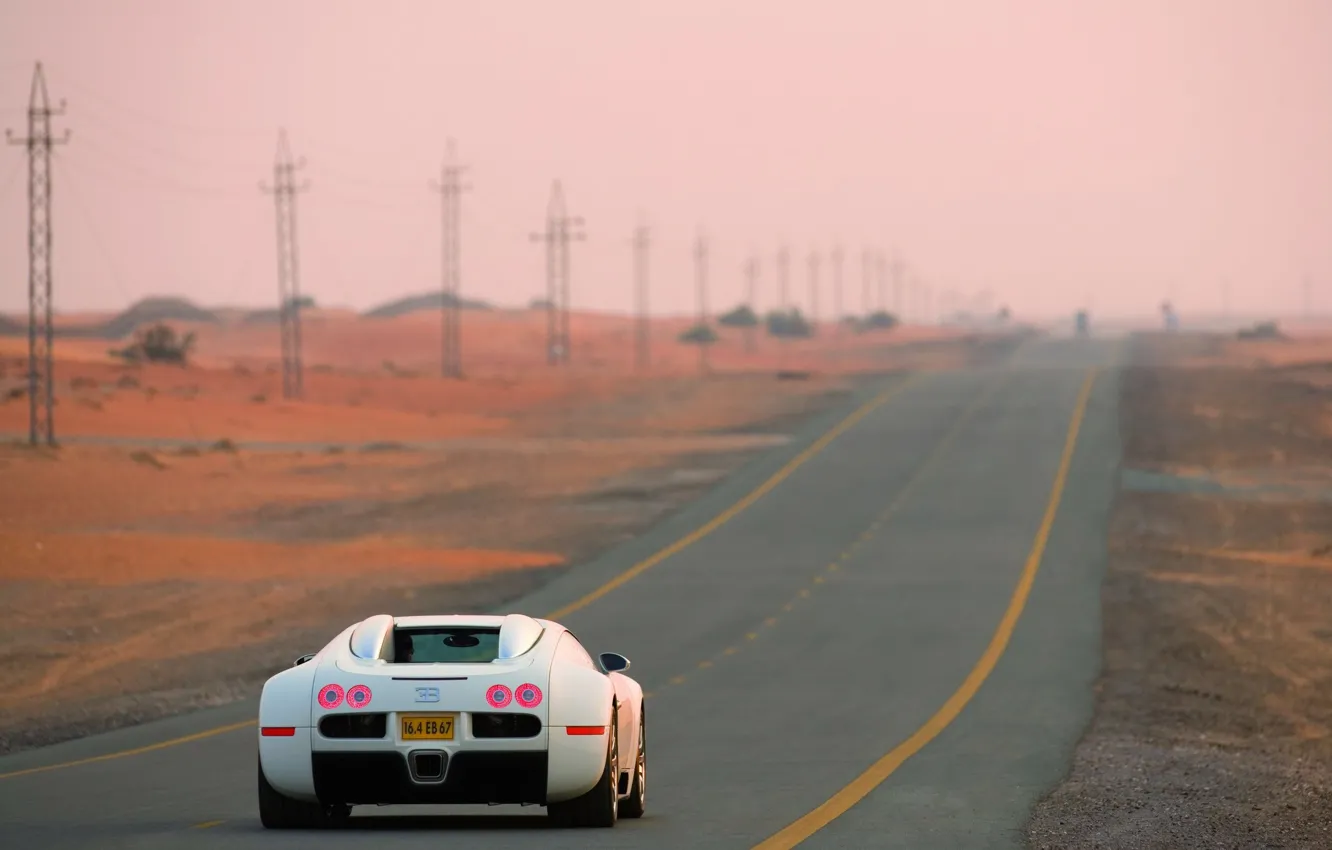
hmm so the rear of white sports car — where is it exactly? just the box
[257,613,638,829]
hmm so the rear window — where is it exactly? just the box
[393,627,501,663]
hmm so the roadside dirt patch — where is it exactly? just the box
[0,368,869,755]
[1026,332,1332,849]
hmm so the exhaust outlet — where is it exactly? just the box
[407,750,447,783]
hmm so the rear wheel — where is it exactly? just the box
[548,705,619,828]
[618,704,646,819]
[257,759,350,829]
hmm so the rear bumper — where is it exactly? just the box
[313,751,549,805]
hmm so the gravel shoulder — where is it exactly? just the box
[1026,331,1332,849]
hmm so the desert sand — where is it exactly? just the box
[0,308,971,444]
[0,305,999,753]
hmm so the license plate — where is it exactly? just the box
[400,714,456,740]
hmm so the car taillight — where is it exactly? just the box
[317,684,344,709]
[565,726,605,735]
[486,684,513,708]
[261,727,296,737]
[515,683,543,708]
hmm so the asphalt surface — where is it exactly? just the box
[0,335,1124,849]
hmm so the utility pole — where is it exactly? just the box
[807,249,821,334]
[632,220,650,371]
[530,181,584,365]
[7,62,69,447]
[694,229,710,372]
[777,244,790,310]
[831,245,844,333]
[260,130,309,400]
[890,254,904,318]
[743,254,759,352]
[876,253,888,314]
[532,194,558,366]
[861,248,872,315]
[429,138,470,378]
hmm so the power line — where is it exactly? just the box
[48,158,137,307]
[632,220,650,371]
[530,181,584,365]
[429,139,470,379]
[6,62,69,447]
[259,129,309,400]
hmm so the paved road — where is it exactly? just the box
[0,335,1124,849]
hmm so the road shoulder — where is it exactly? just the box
[1025,331,1332,849]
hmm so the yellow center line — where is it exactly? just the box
[648,372,1011,692]
[544,373,923,621]
[751,367,1098,850]
[191,820,224,829]
[0,372,922,783]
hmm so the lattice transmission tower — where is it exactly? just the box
[743,254,759,352]
[430,139,470,378]
[631,220,650,371]
[7,62,70,447]
[694,229,710,372]
[807,249,821,333]
[530,182,584,365]
[891,253,905,318]
[260,130,309,400]
[831,244,844,333]
[861,248,873,316]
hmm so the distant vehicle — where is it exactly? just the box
[1075,310,1089,336]
[257,613,646,829]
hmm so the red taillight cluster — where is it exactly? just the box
[488,682,542,708]
[315,683,373,710]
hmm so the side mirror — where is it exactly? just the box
[599,652,630,673]
[293,653,316,667]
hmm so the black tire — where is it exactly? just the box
[548,705,619,828]
[257,758,350,829]
[618,703,646,819]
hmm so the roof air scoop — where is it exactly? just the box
[349,614,395,660]
[496,614,543,660]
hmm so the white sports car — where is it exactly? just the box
[256,612,646,829]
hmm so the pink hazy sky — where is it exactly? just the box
[1,0,1329,320]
